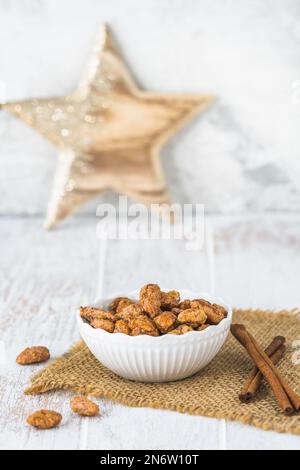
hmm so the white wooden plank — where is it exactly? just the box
[226,422,300,451]
[87,403,222,451]
[212,214,300,450]
[205,220,228,450]
[213,214,300,309]
[0,217,98,450]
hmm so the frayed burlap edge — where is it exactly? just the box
[25,309,300,436]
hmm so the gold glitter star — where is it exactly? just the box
[1,24,213,229]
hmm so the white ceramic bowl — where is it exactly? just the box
[78,289,232,383]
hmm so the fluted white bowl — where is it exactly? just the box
[78,289,232,383]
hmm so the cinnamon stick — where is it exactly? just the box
[239,340,286,403]
[231,324,300,415]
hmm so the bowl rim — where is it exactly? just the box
[77,289,233,344]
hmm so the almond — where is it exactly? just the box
[27,410,62,429]
[16,346,50,365]
[70,396,99,417]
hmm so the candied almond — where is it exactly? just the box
[190,299,212,309]
[109,297,132,313]
[118,303,143,321]
[114,319,131,335]
[80,307,115,323]
[213,304,227,318]
[91,318,115,333]
[16,346,50,365]
[198,324,210,331]
[139,284,161,318]
[131,327,142,336]
[202,304,226,325]
[160,290,180,310]
[154,312,177,333]
[178,308,207,325]
[129,315,160,336]
[27,410,62,429]
[179,300,191,310]
[70,396,99,417]
[168,324,194,335]
[191,299,226,324]
[116,298,134,314]
[171,307,182,316]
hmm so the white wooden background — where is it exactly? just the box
[1,0,300,215]
[1,214,300,450]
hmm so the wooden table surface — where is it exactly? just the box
[1,214,300,450]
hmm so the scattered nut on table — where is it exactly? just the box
[27,410,62,429]
[70,396,99,417]
[16,346,50,365]
[80,284,227,337]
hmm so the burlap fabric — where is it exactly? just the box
[26,309,300,435]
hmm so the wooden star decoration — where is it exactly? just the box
[0,24,213,229]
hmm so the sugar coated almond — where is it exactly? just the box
[16,346,50,365]
[70,396,99,417]
[27,410,62,429]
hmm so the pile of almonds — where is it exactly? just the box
[81,284,227,336]
[16,346,99,430]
